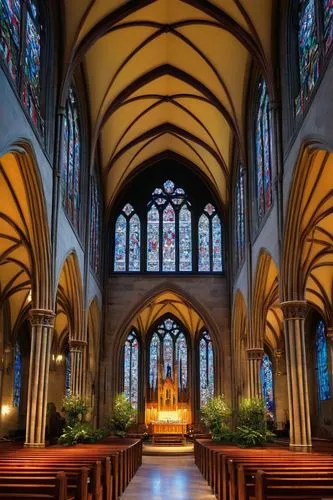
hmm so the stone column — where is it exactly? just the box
[274,349,288,430]
[25,309,55,448]
[69,340,87,397]
[246,348,264,398]
[281,301,311,451]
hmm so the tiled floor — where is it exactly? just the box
[120,455,216,499]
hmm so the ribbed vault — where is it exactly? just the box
[60,0,274,209]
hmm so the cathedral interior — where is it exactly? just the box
[0,0,333,462]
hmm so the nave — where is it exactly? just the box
[120,455,215,500]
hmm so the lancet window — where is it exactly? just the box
[114,204,140,272]
[235,166,245,269]
[90,175,102,276]
[123,331,139,410]
[198,204,223,272]
[260,352,274,418]
[255,79,272,224]
[65,349,71,397]
[13,342,22,407]
[316,319,331,401]
[62,86,81,233]
[0,0,43,134]
[199,331,214,408]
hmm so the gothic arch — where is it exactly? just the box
[282,142,333,326]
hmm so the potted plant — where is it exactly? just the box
[201,395,233,441]
[61,395,88,426]
[107,393,136,438]
[234,397,275,447]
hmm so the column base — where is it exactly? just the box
[24,442,46,448]
[289,443,312,452]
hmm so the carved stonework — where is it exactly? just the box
[246,348,264,360]
[281,301,307,321]
[326,327,333,341]
[69,339,87,351]
[274,349,286,376]
[29,309,55,328]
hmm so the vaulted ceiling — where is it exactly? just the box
[62,0,275,211]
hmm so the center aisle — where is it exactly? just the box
[120,455,215,499]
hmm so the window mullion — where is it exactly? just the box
[176,208,179,272]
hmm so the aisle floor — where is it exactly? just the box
[120,455,216,499]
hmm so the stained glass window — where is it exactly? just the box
[114,204,140,272]
[124,331,139,410]
[179,205,192,271]
[149,317,188,392]
[113,180,223,273]
[316,320,331,401]
[13,342,22,407]
[235,167,245,268]
[146,180,191,272]
[65,349,71,397]
[324,0,333,52]
[255,80,272,223]
[0,0,43,134]
[162,204,176,272]
[149,333,160,390]
[198,204,223,272]
[199,331,214,408]
[62,86,81,233]
[90,176,102,276]
[296,0,319,115]
[260,352,274,418]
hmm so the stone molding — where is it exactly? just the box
[281,301,307,320]
[29,309,55,328]
[246,348,264,360]
[69,339,87,350]
[326,327,333,341]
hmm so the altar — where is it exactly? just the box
[150,422,187,435]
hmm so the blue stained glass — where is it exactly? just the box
[179,205,192,271]
[199,332,214,408]
[212,215,222,272]
[255,80,272,222]
[296,0,319,114]
[147,205,160,271]
[65,350,71,397]
[129,214,140,272]
[260,353,274,418]
[0,0,21,81]
[162,204,176,272]
[198,214,210,272]
[324,0,333,52]
[163,333,173,379]
[236,168,245,267]
[124,332,139,410]
[62,86,81,232]
[150,333,160,389]
[114,214,127,272]
[22,7,41,127]
[90,176,101,276]
[13,342,22,407]
[176,333,187,389]
[316,320,331,401]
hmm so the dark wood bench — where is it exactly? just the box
[0,471,73,500]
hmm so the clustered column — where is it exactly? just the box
[25,309,55,448]
[69,339,87,397]
[246,347,264,398]
[281,300,311,451]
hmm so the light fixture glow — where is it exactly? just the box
[1,405,11,416]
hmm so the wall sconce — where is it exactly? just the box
[1,405,12,416]
[52,354,63,364]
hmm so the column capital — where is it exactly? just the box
[69,339,87,350]
[29,309,55,327]
[281,301,307,320]
[246,348,264,360]
[326,327,333,341]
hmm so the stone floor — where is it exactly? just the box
[120,455,216,499]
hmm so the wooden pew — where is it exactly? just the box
[255,469,333,500]
[0,471,73,500]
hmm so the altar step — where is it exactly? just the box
[152,433,184,445]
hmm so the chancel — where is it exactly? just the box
[1,0,333,498]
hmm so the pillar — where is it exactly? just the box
[69,339,87,397]
[274,349,288,430]
[25,309,55,448]
[326,327,333,396]
[246,348,264,398]
[281,300,311,451]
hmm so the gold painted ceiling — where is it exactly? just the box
[62,0,274,209]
